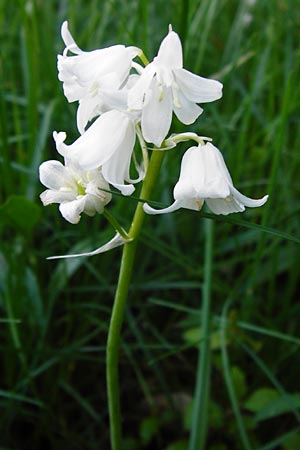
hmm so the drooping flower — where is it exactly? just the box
[143,142,268,215]
[58,21,139,133]
[39,158,112,224]
[53,110,142,196]
[128,27,223,147]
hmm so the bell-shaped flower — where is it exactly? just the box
[144,142,268,215]
[128,27,223,147]
[58,21,139,132]
[39,158,112,224]
[53,110,142,196]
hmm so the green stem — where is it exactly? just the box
[138,50,149,66]
[106,150,165,450]
[189,219,214,450]
[103,209,129,240]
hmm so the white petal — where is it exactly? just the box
[59,197,87,224]
[40,189,75,206]
[230,186,269,208]
[205,197,245,215]
[76,97,101,135]
[196,145,231,198]
[53,131,69,157]
[127,46,142,59]
[39,160,74,190]
[101,119,136,195]
[173,89,203,124]
[141,83,173,147]
[78,45,131,87]
[57,55,87,101]
[181,198,204,211]
[61,21,82,54]
[76,89,128,135]
[82,195,101,216]
[173,147,203,200]
[205,143,268,209]
[205,142,233,186]
[143,199,183,215]
[155,30,183,69]
[68,46,129,86]
[125,72,141,87]
[100,88,129,111]
[57,58,87,102]
[54,111,131,171]
[47,232,130,259]
[94,46,131,87]
[128,64,156,110]
[174,68,223,103]
[53,130,66,144]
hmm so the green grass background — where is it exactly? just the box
[1,0,300,449]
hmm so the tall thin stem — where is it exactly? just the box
[189,218,214,450]
[106,150,165,450]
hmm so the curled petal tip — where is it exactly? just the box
[53,131,67,147]
[60,20,82,54]
[257,194,269,207]
[61,20,68,33]
[61,21,72,46]
[52,131,69,157]
[128,46,142,59]
[143,200,182,215]
[143,203,155,214]
[121,185,135,196]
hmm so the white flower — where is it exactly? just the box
[128,27,223,147]
[143,142,268,215]
[53,110,141,196]
[39,158,112,224]
[58,21,138,133]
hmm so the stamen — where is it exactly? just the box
[196,199,204,210]
[158,85,164,102]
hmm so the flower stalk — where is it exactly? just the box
[106,149,165,450]
[189,218,214,450]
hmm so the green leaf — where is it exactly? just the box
[245,388,300,422]
[139,416,160,445]
[255,393,300,422]
[0,195,41,233]
[244,388,279,412]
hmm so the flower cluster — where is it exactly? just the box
[39,22,268,257]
